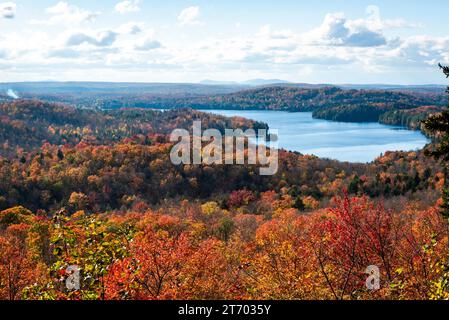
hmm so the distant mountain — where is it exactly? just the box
[199,80,242,86]
[258,83,447,93]
[338,84,447,94]
[199,79,292,86]
[241,79,292,86]
[0,81,246,101]
[1,81,445,97]
[1,81,446,112]
[198,79,447,92]
[101,86,445,118]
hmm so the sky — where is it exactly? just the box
[1,0,449,84]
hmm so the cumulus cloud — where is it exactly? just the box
[66,30,118,47]
[117,22,144,35]
[395,36,449,66]
[0,2,15,18]
[345,29,387,47]
[115,0,141,14]
[135,38,162,51]
[1,4,446,83]
[307,5,421,48]
[307,12,387,47]
[178,6,201,26]
[47,48,82,59]
[31,1,99,26]
[257,25,295,40]
[354,5,422,30]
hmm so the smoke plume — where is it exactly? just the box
[6,89,19,99]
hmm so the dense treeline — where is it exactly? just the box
[0,100,267,157]
[1,99,449,300]
[380,106,445,131]
[0,100,443,214]
[5,86,445,128]
[312,104,392,122]
[97,86,445,126]
[0,82,245,103]
[0,142,442,213]
[0,194,448,300]
[95,86,445,116]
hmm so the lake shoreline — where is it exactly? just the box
[199,109,430,163]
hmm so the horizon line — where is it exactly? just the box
[0,81,447,87]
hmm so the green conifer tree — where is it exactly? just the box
[424,64,449,219]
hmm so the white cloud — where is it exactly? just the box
[47,48,82,58]
[31,1,99,26]
[178,6,201,26]
[135,38,162,51]
[305,12,387,47]
[117,22,144,35]
[298,6,421,49]
[0,2,15,18]
[1,4,447,83]
[355,5,422,30]
[115,0,141,14]
[257,25,295,40]
[395,36,449,66]
[66,30,118,47]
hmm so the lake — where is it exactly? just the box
[203,110,430,163]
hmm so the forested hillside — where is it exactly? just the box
[3,85,446,130]
[0,99,448,300]
[0,100,267,157]
[0,100,442,213]
[94,86,446,117]
[379,106,446,130]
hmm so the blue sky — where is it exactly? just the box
[1,0,449,84]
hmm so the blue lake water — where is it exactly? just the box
[203,110,430,163]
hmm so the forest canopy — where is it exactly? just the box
[0,77,448,300]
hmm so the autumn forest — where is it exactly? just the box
[0,62,449,302]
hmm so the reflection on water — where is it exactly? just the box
[203,110,430,163]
